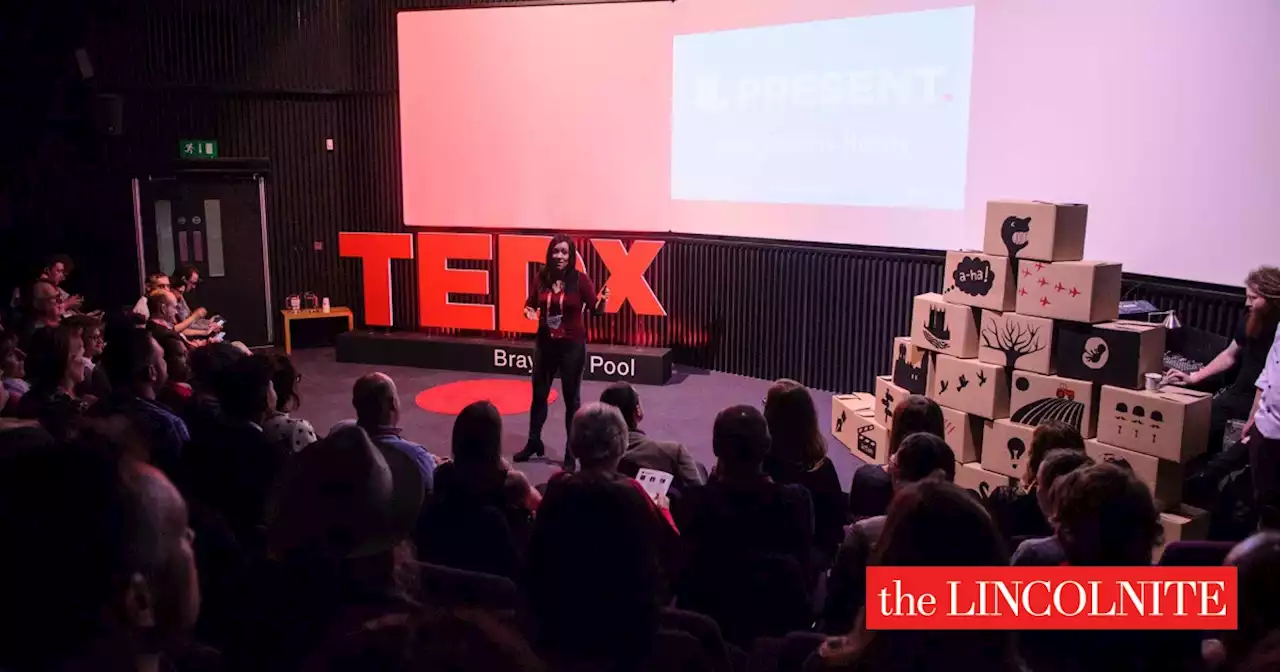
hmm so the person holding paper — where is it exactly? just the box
[514,235,609,471]
[599,382,704,488]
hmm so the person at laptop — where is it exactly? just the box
[1168,266,1280,452]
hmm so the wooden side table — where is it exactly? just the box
[281,307,354,355]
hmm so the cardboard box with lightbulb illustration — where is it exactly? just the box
[980,419,1038,480]
[955,461,1019,502]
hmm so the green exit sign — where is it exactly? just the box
[179,139,218,159]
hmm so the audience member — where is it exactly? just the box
[148,289,198,348]
[416,400,540,578]
[96,328,190,478]
[133,271,170,317]
[64,314,104,379]
[848,395,945,521]
[676,404,814,644]
[184,342,243,436]
[14,323,91,440]
[39,253,81,315]
[172,265,219,338]
[0,331,27,412]
[525,471,709,671]
[302,607,544,672]
[1202,532,1280,671]
[183,353,289,547]
[1009,449,1096,566]
[351,372,436,491]
[812,480,1018,672]
[0,429,201,672]
[823,433,955,634]
[23,280,63,342]
[241,425,425,672]
[156,333,195,417]
[985,419,1086,543]
[600,381,704,488]
[263,353,317,452]
[763,378,847,556]
[1019,462,1200,671]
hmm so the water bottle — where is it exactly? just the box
[322,297,331,313]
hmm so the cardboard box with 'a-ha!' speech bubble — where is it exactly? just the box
[942,250,1017,312]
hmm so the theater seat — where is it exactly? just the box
[416,561,517,610]
[1157,540,1235,566]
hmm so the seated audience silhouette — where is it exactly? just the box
[676,404,813,645]
[812,480,1019,672]
[525,469,711,671]
[0,428,201,672]
[823,432,955,634]
[94,328,189,479]
[349,372,436,492]
[416,400,540,578]
[848,395,945,522]
[763,379,846,558]
[600,381,704,488]
[15,323,91,441]
[1009,450,1095,566]
[985,419,1086,544]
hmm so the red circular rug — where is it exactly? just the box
[414,379,558,416]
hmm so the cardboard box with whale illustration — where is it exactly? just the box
[983,200,1089,262]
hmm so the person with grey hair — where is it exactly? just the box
[567,401,629,474]
[548,403,678,531]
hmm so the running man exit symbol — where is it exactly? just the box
[179,139,219,159]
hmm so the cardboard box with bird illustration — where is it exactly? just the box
[931,355,1009,420]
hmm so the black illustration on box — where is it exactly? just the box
[881,386,896,425]
[893,342,930,395]
[1113,402,1166,446]
[938,379,949,394]
[976,480,992,500]
[1082,337,1109,369]
[1057,327,1141,388]
[1007,436,1027,472]
[1010,376,1088,431]
[1002,215,1031,258]
[1018,261,1082,308]
[923,307,951,350]
[947,256,996,297]
[982,316,1045,377]
[957,375,970,392]
[856,424,878,460]
[1095,450,1133,471]
[835,410,847,433]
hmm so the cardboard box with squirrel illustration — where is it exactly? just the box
[983,200,1089,262]
[910,293,980,358]
[943,250,1017,312]
[931,354,1009,420]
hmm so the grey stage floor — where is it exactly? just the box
[287,348,866,489]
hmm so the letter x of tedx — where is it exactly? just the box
[866,566,1237,630]
[338,232,666,330]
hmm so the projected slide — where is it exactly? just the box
[671,7,975,210]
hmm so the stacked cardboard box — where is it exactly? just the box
[829,199,1211,548]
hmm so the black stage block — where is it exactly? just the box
[335,331,673,385]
